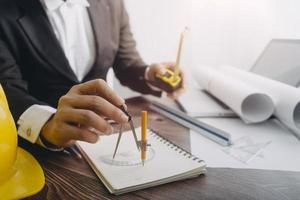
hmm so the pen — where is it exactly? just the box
[141,111,147,166]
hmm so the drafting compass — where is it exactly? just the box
[112,105,140,159]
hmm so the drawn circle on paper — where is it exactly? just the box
[99,147,155,166]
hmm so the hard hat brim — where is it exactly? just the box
[0,147,45,199]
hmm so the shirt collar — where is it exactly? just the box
[42,0,90,11]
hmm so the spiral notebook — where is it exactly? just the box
[77,128,206,195]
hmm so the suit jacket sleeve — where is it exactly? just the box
[0,38,47,122]
[112,0,161,96]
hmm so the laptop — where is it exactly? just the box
[250,39,300,87]
[178,39,300,117]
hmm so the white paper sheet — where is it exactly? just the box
[193,67,274,123]
[219,66,300,133]
[190,118,300,172]
[177,88,236,117]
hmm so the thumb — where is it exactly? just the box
[157,65,168,76]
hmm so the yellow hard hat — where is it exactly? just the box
[0,85,45,199]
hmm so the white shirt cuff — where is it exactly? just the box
[145,66,162,92]
[17,105,56,143]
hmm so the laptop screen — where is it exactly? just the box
[250,39,300,87]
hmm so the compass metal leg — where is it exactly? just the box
[113,124,123,159]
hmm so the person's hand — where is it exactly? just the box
[146,62,186,99]
[41,79,129,147]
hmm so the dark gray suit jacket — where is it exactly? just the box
[0,0,160,122]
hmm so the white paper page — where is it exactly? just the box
[190,118,300,172]
[219,65,300,134]
[193,67,274,123]
[178,88,236,117]
[78,129,205,190]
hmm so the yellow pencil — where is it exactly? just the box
[174,27,189,78]
[141,111,147,166]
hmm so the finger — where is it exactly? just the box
[179,69,187,89]
[63,124,100,144]
[59,108,113,134]
[167,88,185,99]
[64,140,76,147]
[69,79,125,107]
[151,64,167,76]
[81,125,110,137]
[167,82,186,99]
[158,66,168,76]
[159,63,177,74]
[122,103,128,111]
[175,87,186,96]
[162,62,176,69]
[63,95,129,123]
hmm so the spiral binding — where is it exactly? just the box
[149,129,204,164]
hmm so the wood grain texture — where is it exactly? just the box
[23,97,300,200]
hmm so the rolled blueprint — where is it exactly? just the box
[194,66,274,123]
[219,65,300,130]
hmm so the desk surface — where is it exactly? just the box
[24,97,300,200]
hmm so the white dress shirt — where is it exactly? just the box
[43,0,96,82]
[17,0,158,147]
[17,0,96,145]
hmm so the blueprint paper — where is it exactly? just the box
[193,66,274,123]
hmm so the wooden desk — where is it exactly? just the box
[24,97,300,200]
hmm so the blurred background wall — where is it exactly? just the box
[110,0,300,98]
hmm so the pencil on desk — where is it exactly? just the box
[141,111,147,166]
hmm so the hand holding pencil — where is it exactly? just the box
[145,28,189,99]
[146,62,186,98]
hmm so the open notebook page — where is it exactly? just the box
[78,128,205,194]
